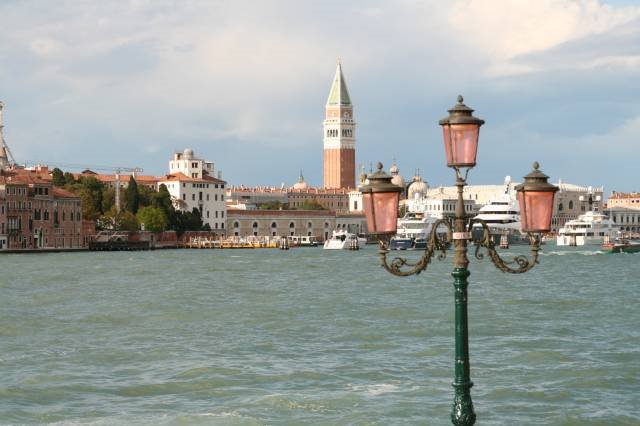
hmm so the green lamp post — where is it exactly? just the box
[363,96,558,425]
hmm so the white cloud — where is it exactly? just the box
[448,0,640,76]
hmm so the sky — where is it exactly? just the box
[0,0,639,193]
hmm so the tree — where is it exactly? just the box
[119,211,139,231]
[74,176,105,220]
[259,201,288,210]
[301,199,326,210]
[52,168,65,187]
[63,172,76,186]
[136,206,168,232]
[125,176,139,214]
[153,184,173,216]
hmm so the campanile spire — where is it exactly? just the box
[323,61,355,189]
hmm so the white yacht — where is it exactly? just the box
[323,230,361,250]
[556,211,618,246]
[472,177,527,245]
[390,211,437,250]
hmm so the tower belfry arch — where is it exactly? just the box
[323,61,355,189]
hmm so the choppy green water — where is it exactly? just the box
[1,246,639,425]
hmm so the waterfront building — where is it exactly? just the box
[605,207,640,233]
[606,192,640,210]
[0,195,5,249]
[227,209,336,241]
[158,149,227,232]
[335,212,367,236]
[287,187,351,213]
[552,183,604,232]
[0,168,90,249]
[226,186,288,210]
[323,61,356,189]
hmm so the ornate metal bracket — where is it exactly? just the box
[470,219,540,274]
[379,219,453,276]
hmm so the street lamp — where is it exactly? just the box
[364,96,558,426]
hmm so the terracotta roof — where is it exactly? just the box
[0,171,51,185]
[227,209,335,217]
[52,187,79,199]
[74,172,158,183]
[158,172,226,184]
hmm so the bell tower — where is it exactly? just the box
[323,60,355,189]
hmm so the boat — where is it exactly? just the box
[601,239,640,254]
[389,211,437,250]
[323,230,361,250]
[287,235,318,247]
[556,211,617,246]
[389,235,413,250]
[471,177,528,246]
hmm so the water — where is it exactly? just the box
[1,246,639,425]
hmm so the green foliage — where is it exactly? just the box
[73,176,105,221]
[119,210,139,231]
[52,168,65,186]
[153,184,173,215]
[300,199,326,210]
[63,172,76,185]
[259,201,289,210]
[125,177,139,214]
[137,185,155,208]
[136,206,168,232]
[168,207,205,236]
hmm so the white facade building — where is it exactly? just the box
[158,149,227,232]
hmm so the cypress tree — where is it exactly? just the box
[125,176,140,214]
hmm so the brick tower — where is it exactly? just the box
[323,60,355,189]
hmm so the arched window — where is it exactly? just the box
[233,221,239,228]
[252,222,258,229]
[307,222,313,229]
[271,222,277,228]
[558,203,563,211]
[289,222,295,228]
[569,200,574,209]
[324,222,329,228]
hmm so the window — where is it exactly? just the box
[215,211,218,218]
[192,194,195,201]
[289,222,295,229]
[558,203,563,211]
[215,194,218,201]
[206,211,210,218]
[569,200,574,209]
[271,222,277,228]
[207,194,210,201]
[221,211,224,218]
[233,221,239,228]
[182,194,186,200]
[253,222,258,228]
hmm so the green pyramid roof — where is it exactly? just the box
[326,62,351,106]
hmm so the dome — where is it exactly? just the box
[183,148,194,159]
[408,176,428,199]
[292,171,309,190]
[391,174,404,187]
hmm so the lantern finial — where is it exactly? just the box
[457,94,464,104]
[376,162,383,172]
[533,161,540,171]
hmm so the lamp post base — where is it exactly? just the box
[451,381,476,426]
